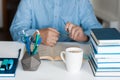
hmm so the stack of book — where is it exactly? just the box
[89,28,120,77]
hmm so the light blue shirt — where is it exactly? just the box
[10,0,102,42]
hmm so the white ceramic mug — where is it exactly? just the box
[60,47,83,73]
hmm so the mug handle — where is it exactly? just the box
[60,51,66,63]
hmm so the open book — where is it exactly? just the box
[38,42,81,60]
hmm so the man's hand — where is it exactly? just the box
[65,22,89,42]
[37,28,59,46]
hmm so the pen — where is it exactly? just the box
[32,45,38,55]
[18,48,21,58]
[32,37,41,55]
[33,37,42,55]
[22,30,31,55]
[25,36,31,55]
[35,33,40,47]
[32,30,42,55]
[35,30,41,44]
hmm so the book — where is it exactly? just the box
[90,44,120,59]
[90,55,120,68]
[90,35,120,53]
[37,42,81,60]
[89,58,120,72]
[0,58,18,77]
[89,60,120,77]
[0,49,21,77]
[91,45,120,59]
[91,52,120,63]
[96,62,120,68]
[95,58,120,63]
[91,28,120,46]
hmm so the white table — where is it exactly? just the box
[1,42,120,80]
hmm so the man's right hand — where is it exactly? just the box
[39,28,59,46]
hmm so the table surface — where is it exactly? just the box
[1,42,120,80]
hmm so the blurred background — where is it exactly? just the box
[0,0,120,41]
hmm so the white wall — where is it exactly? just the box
[119,0,120,30]
[0,0,3,28]
[93,0,119,17]
[92,0,120,30]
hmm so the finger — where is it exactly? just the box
[65,22,71,32]
[45,39,54,46]
[49,43,55,47]
[49,40,57,47]
[68,23,74,33]
[53,37,59,41]
[50,36,59,42]
[46,36,57,45]
[46,42,54,47]
[71,26,78,38]
[44,38,50,46]
[52,36,58,43]
[73,29,80,40]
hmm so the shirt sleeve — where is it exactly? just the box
[10,0,36,42]
[79,0,102,37]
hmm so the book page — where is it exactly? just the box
[38,42,81,60]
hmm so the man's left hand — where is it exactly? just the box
[65,22,89,42]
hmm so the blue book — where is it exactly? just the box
[89,60,120,77]
[91,28,120,46]
[90,54,120,68]
[90,44,120,59]
[90,51,120,63]
[0,49,21,77]
[89,57,120,72]
[90,36,120,53]
[0,58,18,77]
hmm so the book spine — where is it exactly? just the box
[90,32,100,45]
